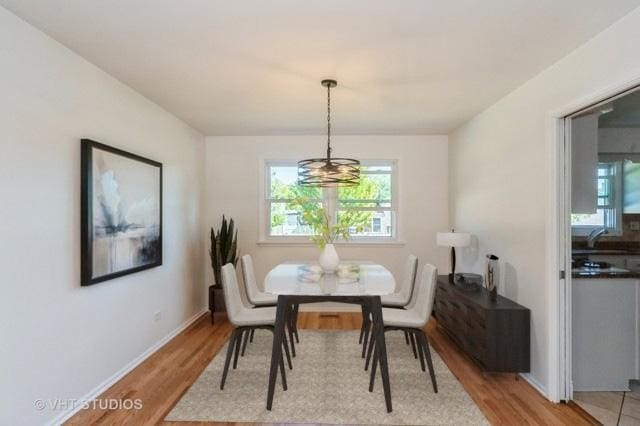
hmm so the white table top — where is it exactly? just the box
[264,261,396,296]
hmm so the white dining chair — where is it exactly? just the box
[241,254,300,354]
[360,255,418,354]
[241,255,278,306]
[382,254,418,308]
[219,263,292,390]
[365,263,438,394]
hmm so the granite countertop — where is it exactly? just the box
[571,243,640,278]
[572,267,640,279]
[572,249,640,256]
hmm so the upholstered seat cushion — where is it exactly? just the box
[381,292,408,307]
[233,306,277,326]
[251,291,277,306]
[381,307,426,329]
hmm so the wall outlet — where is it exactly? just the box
[154,311,162,322]
[630,221,640,231]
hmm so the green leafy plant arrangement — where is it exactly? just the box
[210,215,238,288]
[290,198,363,249]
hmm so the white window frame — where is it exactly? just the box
[259,159,399,244]
[571,162,623,236]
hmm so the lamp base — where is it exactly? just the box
[449,246,456,284]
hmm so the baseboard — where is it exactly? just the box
[48,309,208,426]
[519,372,550,400]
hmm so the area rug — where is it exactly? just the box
[166,330,488,425]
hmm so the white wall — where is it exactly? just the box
[0,7,206,425]
[449,7,640,400]
[205,135,449,308]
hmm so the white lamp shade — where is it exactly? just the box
[437,232,471,248]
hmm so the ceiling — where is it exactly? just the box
[2,0,640,135]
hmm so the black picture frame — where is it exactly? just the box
[81,139,163,286]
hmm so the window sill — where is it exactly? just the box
[257,239,406,247]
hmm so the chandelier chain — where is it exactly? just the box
[326,83,331,160]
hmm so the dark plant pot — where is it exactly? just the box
[212,287,226,313]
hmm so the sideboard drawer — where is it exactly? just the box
[433,275,530,373]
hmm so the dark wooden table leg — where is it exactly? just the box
[369,296,392,413]
[266,295,288,410]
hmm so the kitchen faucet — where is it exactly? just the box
[587,227,608,248]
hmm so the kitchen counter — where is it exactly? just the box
[572,267,640,278]
[572,250,640,278]
[573,249,640,256]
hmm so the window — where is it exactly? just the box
[263,161,397,241]
[337,163,394,238]
[267,164,321,237]
[571,162,622,235]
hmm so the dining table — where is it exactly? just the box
[263,260,396,413]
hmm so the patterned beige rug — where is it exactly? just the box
[166,330,488,425]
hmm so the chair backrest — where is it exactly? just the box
[221,263,246,326]
[396,254,418,305]
[408,264,438,327]
[241,254,259,305]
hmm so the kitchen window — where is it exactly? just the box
[571,162,622,235]
[262,160,397,242]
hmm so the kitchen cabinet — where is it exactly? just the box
[572,278,640,390]
[571,113,599,214]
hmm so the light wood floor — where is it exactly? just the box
[67,312,598,425]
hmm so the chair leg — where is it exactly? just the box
[414,330,426,371]
[404,330,410,345]
[359,303,367,344]
[293,303,300,343]
[369,343,378,392]
[418,331,438,393]
[282,327,293,370]
[364,325,376,371]
[279,350,288,391]
[233,329,243,369]
[220,329,238,390]
[361,318,371,358]
[287,308,296,358]
[409,331,418,359]
[249,329,255,343]
[240,328,250,356]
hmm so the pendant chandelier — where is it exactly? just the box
[298,79,360,187]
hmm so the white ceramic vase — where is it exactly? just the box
[318,243,340,273]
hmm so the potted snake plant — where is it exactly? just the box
[209,215,238,318]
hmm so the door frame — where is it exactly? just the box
[548,77,640,402]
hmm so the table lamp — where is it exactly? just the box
[437,230,472,282]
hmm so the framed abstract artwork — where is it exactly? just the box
[81,139,162,286]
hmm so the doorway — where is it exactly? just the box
[560,84,640,425]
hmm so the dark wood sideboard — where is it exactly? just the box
[434,275,530,373]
